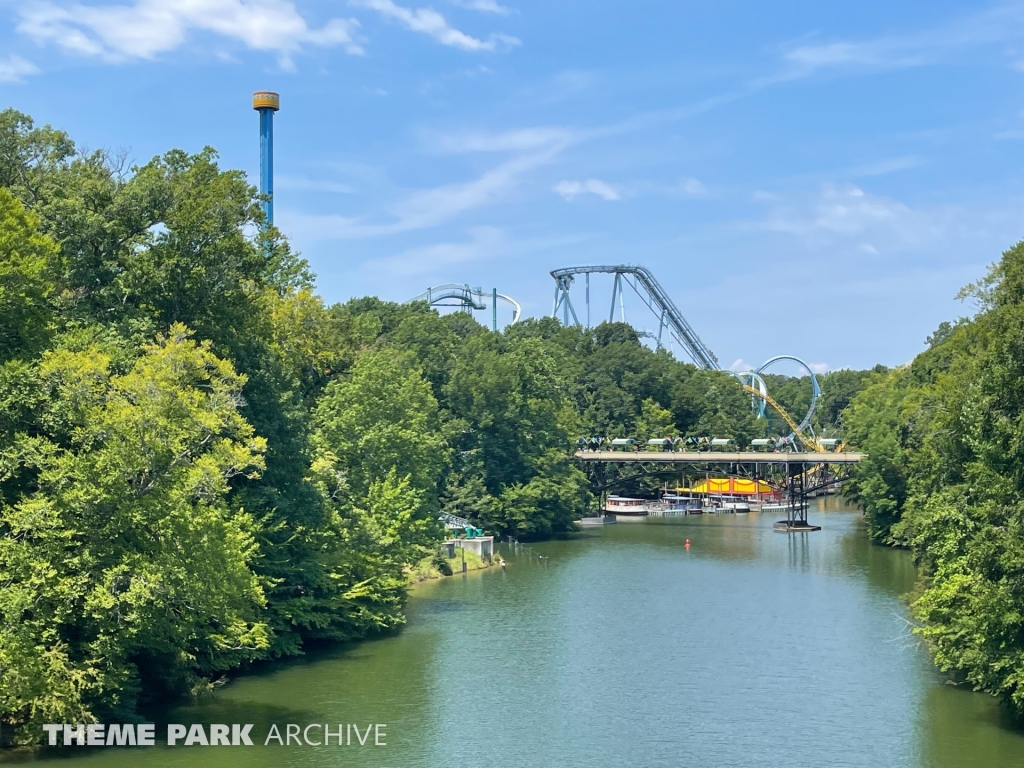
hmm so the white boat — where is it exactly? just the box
[719,501,751,513]
[603,495,651,516]
[702,494,754,513]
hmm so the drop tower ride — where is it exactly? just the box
[252,91,280,225]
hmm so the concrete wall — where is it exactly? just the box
[446,536,493,562]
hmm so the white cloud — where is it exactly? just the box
[554,178,620,201]
[427,126,571,154]
[17,0,363,64]
[367,225,502,276]
[847,155,924,177]
[391,149,556,225]
[774,4,1024,81]
[275,176,354,193]
[0,54,40,82]
[729,358,829,376]
[350,0,518,51]
[782,40,924,76]
[450,0,514,15]
[280,141,563,240]
[754,183,947,251]
[679,177,706,197]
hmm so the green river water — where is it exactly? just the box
[6,499,1024,767]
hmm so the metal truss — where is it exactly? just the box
[550,265,719,370]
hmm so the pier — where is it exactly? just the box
[574,450,863,532]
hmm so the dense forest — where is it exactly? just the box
[845,240,1024,715]
[0,109,868,745]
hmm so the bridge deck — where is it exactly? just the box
[575,450,863,465]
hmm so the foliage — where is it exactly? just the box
[0,189,54,362]
[0,107,879,743]
[845,238,1024,713]
[0,328,268,742]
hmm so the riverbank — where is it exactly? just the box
[407,547,495,584]
[12,507,1024,767]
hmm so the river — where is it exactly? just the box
[7,500,1024,767]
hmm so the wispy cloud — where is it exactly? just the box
[390,149,554,225]
[367,225,502,276]
[674,177,707,197]
[729,356,832,373]
[728,358,757,373]
[17,0,362,66]
[0,54,40,82]
[450,0,514,15]
[275,176,354,193]
[781,39,925,77]
[751,183,966,254]
[351,0,518,51]
[773,4,1024,81]
[281,140,564,240]
[847,155,925,177]
[425,126,572,153]
[554,179,621,201]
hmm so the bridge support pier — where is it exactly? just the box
[774,462,820,532]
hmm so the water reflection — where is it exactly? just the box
[787,530,811,571]
[7,501,1024,768]
[920,683,1024,768]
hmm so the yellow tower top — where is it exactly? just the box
[252,91,280,111]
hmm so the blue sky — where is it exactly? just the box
[2,0,1023,372]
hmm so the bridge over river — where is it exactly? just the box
[574,449,864,532]
[575,450,863,465]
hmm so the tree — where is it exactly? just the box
[0,326,268,743]
[443,334,585,536]
[313,349,447,509]
[845,239,1024,713]
[636,397,677,439]
[0,189,54,362]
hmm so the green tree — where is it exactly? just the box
[313,349,447,508]
[0,326,268,743]
[0,189,54,362]
[636,397,677,439]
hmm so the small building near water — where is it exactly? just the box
[444,536,494,563]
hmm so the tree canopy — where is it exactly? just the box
[845,239,1024,714]
[0,108,868,744]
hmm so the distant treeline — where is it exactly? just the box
[845,240,1024,715]
[0,109,873,744]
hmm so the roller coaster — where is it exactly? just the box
[408,266,824,450]
[550,265,824,450]
[409,284,521,331]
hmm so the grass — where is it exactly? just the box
[408,546,494,584]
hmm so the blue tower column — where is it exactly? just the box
[252,91,280,226]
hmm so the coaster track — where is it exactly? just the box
[550,265,822,444]
[409,284,522,325]
[551,265,719,369]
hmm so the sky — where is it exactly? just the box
[2,0,1023,372]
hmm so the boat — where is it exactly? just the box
[603,495,651,516]
[660,492,704,515]
[719,500,751,513]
